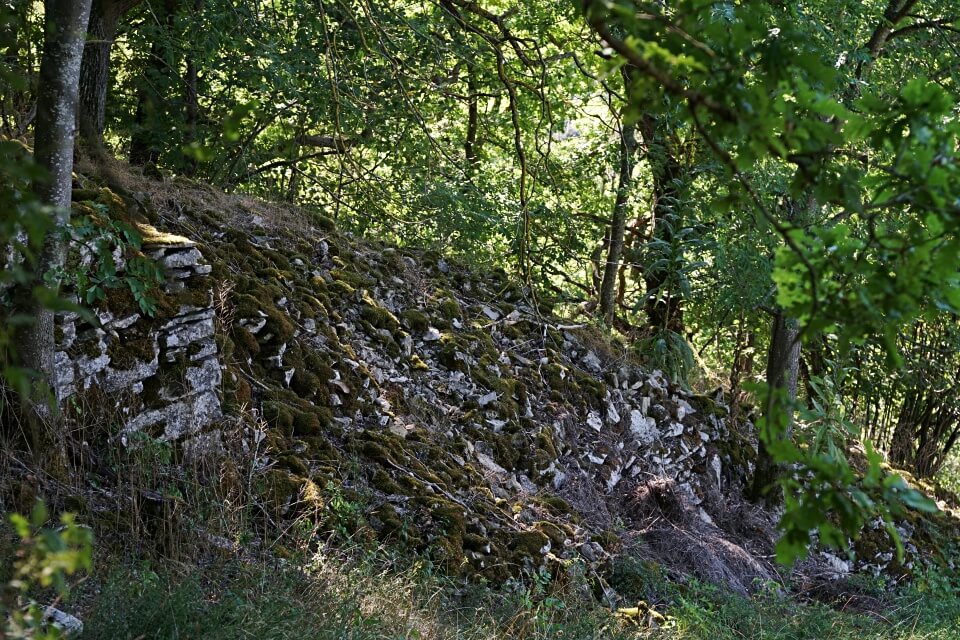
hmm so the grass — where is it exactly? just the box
[611,557,960,640]
[73,545,960,640]
[79,547,623,640]
[648,581,960,639]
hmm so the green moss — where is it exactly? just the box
[106,336,156,369]
[258,469,302,513]
[430,501,467,573]
[309,210,336,231]
[223,374,252,412]
[153,285,213,322]
[298,436,341,466]
[360,296,400,332]
[330,268,375,290]
[277,454,310,475]
[592,529,620,551]
[536,494,575,518]
[438,297,461,320]
[371,468,401,494]
[536,428,558,459]
[233,325,261,356]
[263,401,295,433]
[290,369,321,399]
[510,530,550,557]
[328,279,356,298]
[397,475,426,495]
[537,522,568,546]
[438,342,468,373]
[102,286,142,318]
[261,248,292,271]
[362,441,395,466]
[463,533,491,553]
[292,410,321,436]
[691,394,729,418]
[400,309,430,332]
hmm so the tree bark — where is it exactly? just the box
[78,0,142,146]
[599,119,637,326]
[638,113,685,334]
[23,0,93,411]
[750,310,801,502]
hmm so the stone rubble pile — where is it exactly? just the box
[210,227,758,578]
[47,184,952,592]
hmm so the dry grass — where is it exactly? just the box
[75,154,329,240]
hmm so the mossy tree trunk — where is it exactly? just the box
[637,112,685,335]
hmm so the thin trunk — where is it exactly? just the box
[730,318,755,401]
[22,0,93,413]
[1,2,31,136]
[78,0,119,145]
[464,64,479,177]
[889,388,920,468]
[285,113,306,203]
[599,119,636,326]
[182,0,202,175]
[130,0,177,166]
[78,0,143,147]
[750,311,801,503]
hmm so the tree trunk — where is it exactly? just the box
[464,63,479,177]
[1,2,32,137]
[750,310,801,503]
[22,0,93,411]
[638,113,684,334]
[599,119,637,326]
[729,319,755,405]
[78,0,142,147]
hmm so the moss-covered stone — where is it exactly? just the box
[400,309,430,332]
[510,529,550,557]
[292,410,321,436]
[438,297,461,320]
[360,295,400,332]
[106,336,156,369]
[408,354,430,371]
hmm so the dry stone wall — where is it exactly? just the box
[54,222,222,440]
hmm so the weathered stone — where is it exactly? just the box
[124,390,222,439]
[240,315,268,334]
[157,247,203,269]
[76,353,111,379]
[186,358,222,393]
[103,356,160,393]
[161,307,214,330]
[630,410,659,444]
[189,336,217,361]
[110,313,141,330]
[43,606,83,638]
[163,316,215,349]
